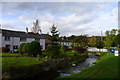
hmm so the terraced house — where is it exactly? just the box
[0,29,46,52]
[0,29,72,53]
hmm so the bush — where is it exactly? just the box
[47,43,60,59]
[18,41,42,57]
[2,47,10,53]
[73,47,87,54]
[29,41,42,57]
[60,45,68,54]
[22,43,30,55]
[18,43,26,56]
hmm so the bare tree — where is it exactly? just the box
[31,20,42,34]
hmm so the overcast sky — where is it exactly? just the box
[1,2,118,36]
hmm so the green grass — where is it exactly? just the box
[1,53,19,57]
[2,53,46,72]
[66,50,78,55]
[56,52,119,79]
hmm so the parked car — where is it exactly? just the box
[108,48,119,53]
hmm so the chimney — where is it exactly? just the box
[26,27,28,33]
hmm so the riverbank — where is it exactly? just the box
[57,53,99,77]
[2,53,88,80]
[56,52,119,79]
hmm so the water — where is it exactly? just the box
[58,53,99,77]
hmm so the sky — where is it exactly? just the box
[1,1,118,37]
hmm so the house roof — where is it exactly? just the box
[1,29,47,39]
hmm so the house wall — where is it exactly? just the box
[27,38,35,43]
[2,36,12,47]
[12,37,20,46]
[2,35,46,52]
[59,42,72,48]
[40,39,45,50]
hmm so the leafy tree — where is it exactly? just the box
[114,34,120,47]
[47,24,60,58]
[18,41,42,57]
[89,36,97,47]
[96,40,104,49]
[31,19,42,34]
[30,41,42,57]
[105,30,110,36]
[71,42,81,48]
[110,29,117,35]
[105,29,118,47]
[60,45,68,54]
[72,35,88,47]
[68,35,76,42]
[105,36,113,47]
[18,43,26,56]
[22,43,31,55]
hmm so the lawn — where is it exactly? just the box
[1,53,19,57]
[56,52,119,79]
[2,50,78,72]
[2,53,46,72]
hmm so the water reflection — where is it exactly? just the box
[58,53,99,77]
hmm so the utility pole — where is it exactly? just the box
[101,31,103,42]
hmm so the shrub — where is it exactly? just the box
[2,47,10,53]
[22,43,30,55]
[18,41,42,57]
[29,41,42,57]
[73,47,87,54]
[18,43,26,55]
[60,45,68,54]
[47,43,60,59]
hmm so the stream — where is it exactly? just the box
[57,53,99,77]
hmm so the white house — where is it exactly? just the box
[0,29,72,52]
[58,39,72,48]
[0,29,46,52]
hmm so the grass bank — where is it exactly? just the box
[56,52,119,79]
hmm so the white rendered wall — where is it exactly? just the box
[12,37,20,46]
[2,36,12,47]
[27,38,35,43]
[40,39,45,50]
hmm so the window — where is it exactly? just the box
[13,45,18,49]
[40,45,43,49]
[20,37,26,42]
[35,38,40,41]
[68,42,69,45]
[5,45,10,48]
[5,36,10,41]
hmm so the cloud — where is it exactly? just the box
[2,2,118,36]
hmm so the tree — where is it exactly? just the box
[47,24,60,58]
[72,35,88,47]
[22,43,31,55]
[60,45,68,54]
[110,29,117,35]
[105,30,110,36]
[18,43,26,56]
[29,41,42,57]
[89,36,97,47]
[18,41,42,57]
[105,29,118,47]
[105,36,113,47]
[31,20,42,34]
[114,34,120,47]
[71,42,81,47]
